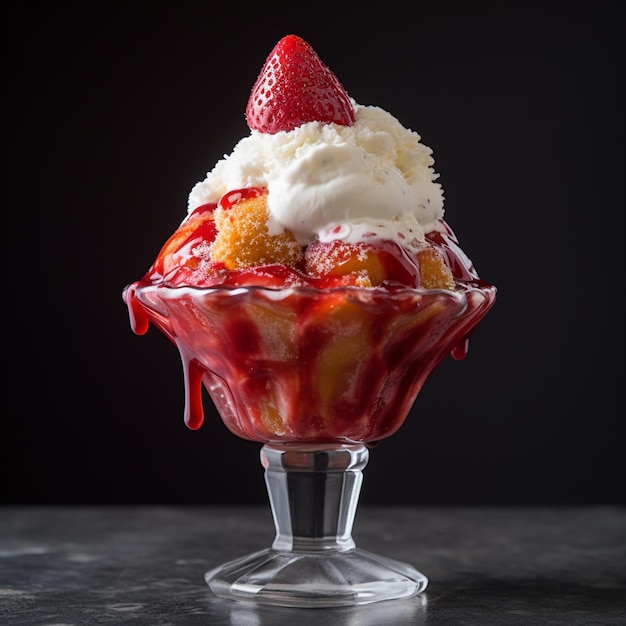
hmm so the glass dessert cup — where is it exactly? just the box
[126,282,496,607]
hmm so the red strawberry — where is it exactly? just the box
[245,34,355,134]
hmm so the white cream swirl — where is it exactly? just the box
[188,103,444,250]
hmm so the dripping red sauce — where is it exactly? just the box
[183,356,206,430]
[122,283,150,335]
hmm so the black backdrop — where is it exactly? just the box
[4,2,623,506]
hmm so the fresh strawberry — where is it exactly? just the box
[245,34,355,134]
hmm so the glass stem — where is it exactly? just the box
[261,444,369,552]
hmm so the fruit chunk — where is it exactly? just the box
[304,240,386,287]
[211,189,303,270]
[245,34,355,134]
[149,203,219,283]
[304,238,427,288]
[416,247,455,290]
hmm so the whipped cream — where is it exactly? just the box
[188,104,444,251]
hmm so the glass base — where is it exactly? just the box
[205,547,427,607]
[205,444,428,607]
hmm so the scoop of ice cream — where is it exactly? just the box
[188,105,444,251]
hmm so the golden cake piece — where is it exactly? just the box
[212,191,303,270]
[416,247,455,290]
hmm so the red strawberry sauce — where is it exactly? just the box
[123,279,495,443]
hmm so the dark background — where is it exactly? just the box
[4,2,623,506]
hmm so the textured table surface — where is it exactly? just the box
[1,506,625,625]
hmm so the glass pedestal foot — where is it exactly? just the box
[205,546,427,607]
[205,444,428,607]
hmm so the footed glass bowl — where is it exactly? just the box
[124,282,496,606]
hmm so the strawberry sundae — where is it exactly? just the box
[123,34,496,444]
[123,34,496,607]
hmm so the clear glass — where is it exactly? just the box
[205,444,427,606]
[125,282,496,606]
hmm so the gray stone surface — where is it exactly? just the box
[1,506,625,624]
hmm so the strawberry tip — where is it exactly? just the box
[245,35,355,134]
